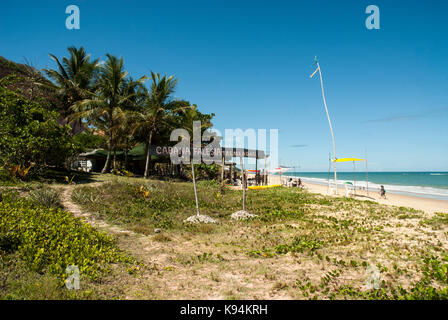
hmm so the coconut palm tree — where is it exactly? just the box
[72,54,146,173]
[131,71,178,178]
[43,46,99,133]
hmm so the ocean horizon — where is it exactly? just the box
[278,171,448,201]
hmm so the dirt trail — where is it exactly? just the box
[59,184,165,264]
[57,183,296,299]
[60,184,136,236]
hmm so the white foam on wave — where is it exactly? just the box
[283,175,448,200]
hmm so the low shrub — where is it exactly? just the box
[275,236,324,254]
[0,193,131,285]
[28,186,62,209]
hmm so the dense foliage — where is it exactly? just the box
[0,83,77,177]
[1,48,216,178]
[0,191,131,284]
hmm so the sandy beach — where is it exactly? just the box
[267,174,448,214]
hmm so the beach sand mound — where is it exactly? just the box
[231,210,258,220]
[184,214,217,224]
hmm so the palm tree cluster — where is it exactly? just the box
[42,46,214,176]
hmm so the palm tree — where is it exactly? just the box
[72,54,146,173]
[132,71,178,178]
[43,46,99,133]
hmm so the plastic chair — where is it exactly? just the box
[345,183,354,197]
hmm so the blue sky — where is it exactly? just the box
[1,0,447,171]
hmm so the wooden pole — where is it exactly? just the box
[327,153,331,194]
[365,150,369,196]
[296,165,299,187]
[255,156,258,186]
[315,61,338,194]
[240,157,246,211]
[191,163,200,216]
[264,154,267,185]
[221,153,225,183]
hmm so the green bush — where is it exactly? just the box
[0,84,78,175]
[0,193,131,284]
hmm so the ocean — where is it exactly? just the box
[280,172,448,201]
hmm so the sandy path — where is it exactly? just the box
[60,184,138,235]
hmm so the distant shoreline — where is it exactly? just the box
[266,174,448,214]
[268,171,448,201]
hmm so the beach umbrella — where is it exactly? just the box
[268,167,292,174]
[332,158,364,163]
[332,158,369,197]
[268,167,292,185]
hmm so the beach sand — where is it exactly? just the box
[267,174,448,214]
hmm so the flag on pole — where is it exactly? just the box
[310,67,319,78]
[310,56,319,78]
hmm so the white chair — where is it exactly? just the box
[344,183,354,197]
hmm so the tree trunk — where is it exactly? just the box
[102,146,111,173]
[124,149,129,171]
[113,149,117,171]
[144,131,153,179]
[102,120,113,174]
[191,162,200,216]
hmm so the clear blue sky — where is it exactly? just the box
[1,0,447,171]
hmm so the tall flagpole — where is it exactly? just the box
[311,58,338,193]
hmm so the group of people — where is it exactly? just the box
[286,177,305,188]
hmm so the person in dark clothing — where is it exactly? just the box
[380,185,386,199]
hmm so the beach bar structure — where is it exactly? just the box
[151,145,269,185]
[76,144,269,184]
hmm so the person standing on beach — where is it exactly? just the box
[380,185,387,199]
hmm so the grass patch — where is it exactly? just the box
[275,236,324,254]
[67,176,448,300]
[421,212,448,229]
[28,186,62,209]
[72,178,327,234]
